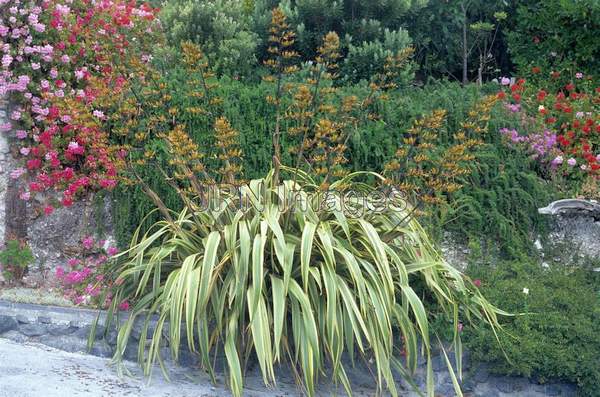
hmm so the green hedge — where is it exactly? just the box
[112,78,553,258]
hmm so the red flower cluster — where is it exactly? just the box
[498,68,600,179]
[3,0,160,212]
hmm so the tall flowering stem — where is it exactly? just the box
[263,7,299,186]
[384,95,498,206]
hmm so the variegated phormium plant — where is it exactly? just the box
[98,168,505,397]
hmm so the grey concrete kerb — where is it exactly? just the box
[0,299,108,327]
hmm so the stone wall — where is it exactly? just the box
[0,99,11,246]
[0,98,114,283]
[545,214,600,261]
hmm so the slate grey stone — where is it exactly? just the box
[179,349,199,367]
[19,323,47,337]
[15,315,30,324]
[90,341,113,358]
[37,316,52,324]
[431,355,445,371]
[0,315,18,334]
[475,390,499,397]
[131,320,158,341]
[1,330,27,343]
[545,384,563,396]
[105,329,118,346]
[436,382,455,396]
[39,335,87,353]
[510,377,531,392]
[473,366,490,383]
[74,325,105,340]
[345,363,377,388]
[47,324,78,336]
[461,378,476,392]
[493,376,514,393]
[461,350,471,370]
[124,342,140,361]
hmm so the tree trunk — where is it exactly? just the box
[478,54,483,86]
[461,3,468,85]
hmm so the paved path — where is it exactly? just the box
[0,338,305,397]
[0,338,577,396]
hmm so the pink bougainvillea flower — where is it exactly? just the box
[67,258,81,268]
[10,167,26,179]
[118,300,130,311]
[82,236,94,250]
[473,279,482,287]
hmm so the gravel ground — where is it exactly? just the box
[0,288,72,307]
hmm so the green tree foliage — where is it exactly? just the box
[400,0,512,82]
[160,0,259,78]
[159,0,422,82]
[277,0,425,82]
[506,0,600,75]
[341,27,415,85]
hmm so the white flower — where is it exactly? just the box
[522,287,529,295]
[92,110,105,119]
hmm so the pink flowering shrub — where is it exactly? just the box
[1,0,160,212]
[54,235,124,307]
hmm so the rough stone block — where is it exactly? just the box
[19,323,47,337]
[15,315,30,324]
[0,329,28,343]
[38,316,52,324]
[39,335,88,353]
[47,324,78,336]
[74,324,105,340]
[90,341,113,358]
[0,315,18,334]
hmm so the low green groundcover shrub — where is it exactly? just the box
[466,260,600,396]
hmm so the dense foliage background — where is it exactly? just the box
[157,0,599,83]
